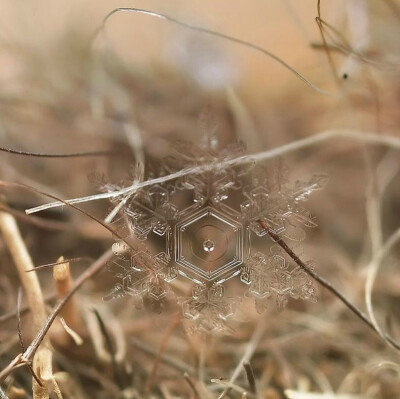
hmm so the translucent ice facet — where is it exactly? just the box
[100,138,324,332]
[182,284,236,335]
[176,206,243,282]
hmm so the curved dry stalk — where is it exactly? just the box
[0,249,113,385]
[364,151,400,334]
[364,227,400,340]
[91,309,123,387]
[0,178,122,386]
[284,390,361,399]
[57,317,83,346]
[217,320,267,399]
[1,181,138,255]
[0,204,71,231]
[145,312,182,393]
[0,211,48,333]
[258,221,400,351]
[316,1,340,83]
[243,362,257,394]
[227,89,258,147]
[52,257,82,342]
[53,372,89,399]
[17,288,25,353]
[84,305,126,368]
[0,210,55,398]
[29,257,93,272]
[96,8,332,96]
[374,361,400,374]
[365,163,384,260]
[0,293,57,325]
[183,373,201,399]
[211,378,255,399]
[122,122,145,168]
[0,146,119,158]
[26,129,400,216]
[313,9,398,69]
[130,337,197,376]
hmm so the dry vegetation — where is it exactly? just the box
[0,1,400,398]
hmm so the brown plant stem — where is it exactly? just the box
[183,373,200,399]
[91,309,122,387]
[316,0,340,84]
[258,220,400,351]
[145,312,182,392]
[0,146,119,158]
[0,293,57,325]
[0,210,53,397]
[243,362,257,394]
[53,257,81,334]
[0,249,113,385]
[49,257,84,347]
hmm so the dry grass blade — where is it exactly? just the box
[218,320,267,399]
[243,362,257,394]
[51,256,82,344]
[27,257,93,272]
[0,293,57,325]
[0,180,138,255]
[285,391,362,399]
[16,288,25,353]
[1,3,399,396]
[258,220,400,351]
[25,129,400,215]
[145,312,182,392]
[99,8,333,96]
[0,204,70,231]
[0,209,54,396]
[0,145,122,158]
[0,249,114,385]
[365,227,400,340]
[130,337,197,376]
[91,308,123,387]
[183,373,200,399]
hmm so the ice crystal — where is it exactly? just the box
[104,242,174,313]
[181,284,237,335]
[241,252,318,313]
[101,139,327,334]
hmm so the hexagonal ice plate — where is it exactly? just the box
[175,206,243,282]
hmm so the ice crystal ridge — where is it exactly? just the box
[100,140,327,334]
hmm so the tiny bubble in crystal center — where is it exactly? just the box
[203,239,216,253]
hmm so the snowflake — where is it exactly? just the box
[240,252,318,313]
[101,139,327,334]
[181,284,236,335]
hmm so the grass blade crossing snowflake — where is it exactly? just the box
[101,138,327,334]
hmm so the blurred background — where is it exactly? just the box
[0,1,400,398]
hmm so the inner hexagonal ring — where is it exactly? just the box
[176,206,243,282]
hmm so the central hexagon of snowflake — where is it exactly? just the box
[176,206,243,283]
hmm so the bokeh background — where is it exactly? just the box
[0,1,400,398]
